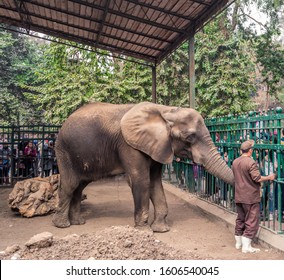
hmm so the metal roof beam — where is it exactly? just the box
[95,0,111,48]
[70,0,184,34]
[156,0,232,63]
[189,0,211,5]
[13,0,31,33]
[0,15,157,63]
[0,25,154,67]
[18,0,171,43]
[0,5,163,52]
[125,0,195,21]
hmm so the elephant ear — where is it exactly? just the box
[121,102,174,164]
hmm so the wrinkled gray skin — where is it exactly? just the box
[53,102,234,232]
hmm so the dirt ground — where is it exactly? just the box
[0,176,284,260]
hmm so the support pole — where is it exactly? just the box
[189,35,195,108]
[152,65,157,103]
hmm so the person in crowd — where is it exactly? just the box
[16,150,26,177]
[276,128,284,222]
[281,128,284,145]
[24,141,37,177]
[232,140,276,253]
[0,141,11,184]
[218,135,227,155]
[223,151,229,164]
[260,150,277,221]
[18,135,29,153]
[254,149,260,168]
[43,140,55,177]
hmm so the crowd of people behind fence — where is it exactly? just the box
[0,134,58,185]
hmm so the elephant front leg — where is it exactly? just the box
[150,189,169,232]
[120,147,152,230]
[131,178,151,230]
[150,164,170,232]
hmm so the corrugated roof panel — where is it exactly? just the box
[0,0,234,64]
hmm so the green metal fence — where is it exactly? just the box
[0,125,60,187]
[163,108,284,234]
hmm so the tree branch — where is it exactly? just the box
[240,7,268,30]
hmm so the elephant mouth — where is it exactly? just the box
[176,149,192,160]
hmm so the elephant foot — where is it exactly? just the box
[134,224,153,233]
[52,214,71,228]
[70,216,86,225]
[151,221,170,233]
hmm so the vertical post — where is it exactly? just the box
[41,125,45,178]
[10,125,15,186]
[151,65,157,103]
[188,35,195,108]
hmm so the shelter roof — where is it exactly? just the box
[0,0,234,64]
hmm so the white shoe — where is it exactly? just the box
[269,213,273,221]
[241,236,260,253]
[235,235,242,249]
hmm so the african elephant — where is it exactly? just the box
[52,102,234,232]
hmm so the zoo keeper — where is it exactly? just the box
[232,140,276,253]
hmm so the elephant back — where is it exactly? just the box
[55,102,134,157]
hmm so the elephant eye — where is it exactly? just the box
[185,134,196,143]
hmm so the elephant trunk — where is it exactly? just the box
[202,136,234,186]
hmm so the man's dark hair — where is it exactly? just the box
[241,148,251,154]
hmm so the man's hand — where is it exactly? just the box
[257,173,276,183]
[268,173,276,181]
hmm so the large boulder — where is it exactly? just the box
[8,175,60,217]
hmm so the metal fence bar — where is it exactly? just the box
[163,108,284,234]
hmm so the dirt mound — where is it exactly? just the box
[0,226,203,260]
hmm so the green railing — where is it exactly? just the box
[163,108,284,234]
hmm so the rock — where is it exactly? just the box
[8,175,60,217]
[8,175,87,218]
[61,234,80,241]
[123,239,133,248]
[5,244,20,255]
[10,253,21,260]
[0,251,6,257]
[25,232,53,249]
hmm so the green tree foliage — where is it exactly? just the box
[156,15,256,116]
[24,41,107,124]
[23,39,152,124]
[0,27,41,125]
[156,43,189,106]
[156,0,284,115]
[254,31,284,109]
[236,0,284,110]
[195,17,256,116]
[94,56,152,104]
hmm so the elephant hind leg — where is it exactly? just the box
[52,171,80,228]
[69,180,90,225]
